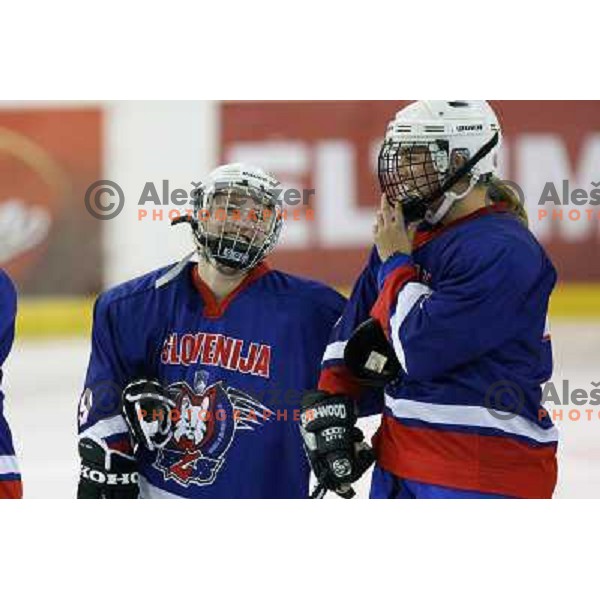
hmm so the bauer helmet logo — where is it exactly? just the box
[456,124,484,132]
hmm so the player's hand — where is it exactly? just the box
[77,435,139,499]
[122,379,175,451]
[300,391,375,499]
[374,194,413,261]
[344,318,402,387]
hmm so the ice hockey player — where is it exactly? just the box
[77,163,348,498]
[0,268,21,499]
[300,101,559,499]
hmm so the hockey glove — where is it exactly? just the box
[122,379,175,451]
[77,436,139,499]
[300,391,375,499]
[344,318,401,387]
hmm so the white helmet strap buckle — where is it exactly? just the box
[425,169,480,224]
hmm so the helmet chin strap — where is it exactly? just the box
[424,169,480,225]
[420,132,500,225]
[208,254,249,276]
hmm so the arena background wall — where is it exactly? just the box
[1,101,598,338]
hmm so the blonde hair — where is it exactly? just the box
[484,176,529,227]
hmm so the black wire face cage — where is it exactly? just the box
[192,182,283,272]
[378,140,450,223]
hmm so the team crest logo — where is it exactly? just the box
[154,375,271,487]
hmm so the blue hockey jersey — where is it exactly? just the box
[0,269,21,499]
[78,260,345,498]
[319,247,384,417]
[320,205,558,498]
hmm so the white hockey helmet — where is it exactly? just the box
[378,100,502,224]
[190,163,284,272]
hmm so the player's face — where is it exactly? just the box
[394,145,442,201]
[205,191,276,247]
